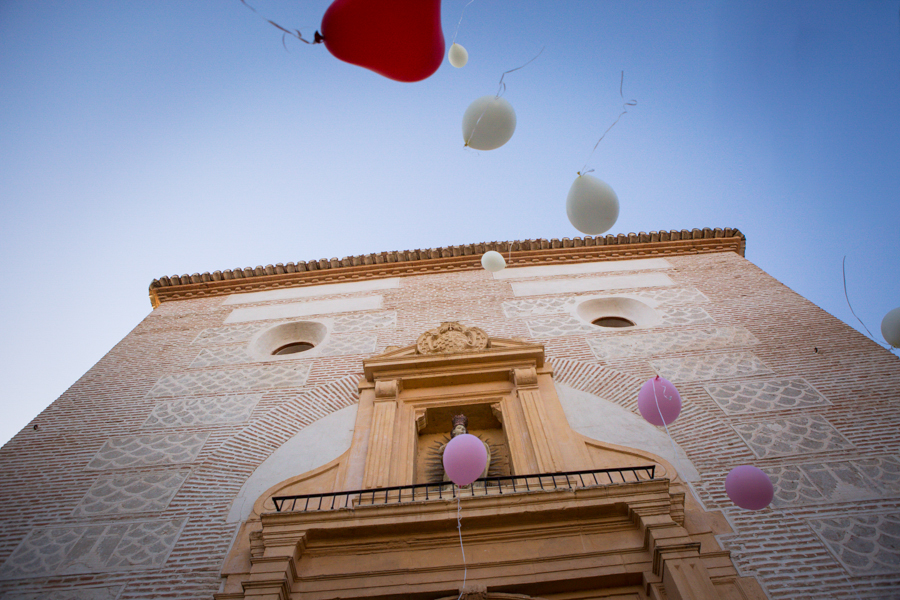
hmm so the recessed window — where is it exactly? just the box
[249,320,328,360]
[592,316,635,328]
[272,342,315,355]
[574,297,662,330]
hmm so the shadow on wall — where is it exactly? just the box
[554,382,700,482]
[226,404,358,523]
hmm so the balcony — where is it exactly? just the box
[271,465,657,513]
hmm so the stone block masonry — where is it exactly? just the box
[0,237,898,599]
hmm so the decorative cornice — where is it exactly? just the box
[148,227,745,307]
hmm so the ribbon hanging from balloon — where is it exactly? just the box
[238,0,446,82]
[448,0,478,67]
[566,72,637,236]
[462,47,544,151]
[843,256,899,354]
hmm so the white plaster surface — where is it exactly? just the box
[494,258,671,280]
[227,404,358,522]
[225,296,383,323]
[511,273,675,297]
[224,278,400,305]
[554,382,699,482]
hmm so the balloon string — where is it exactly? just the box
[465,48,544,147]
[651,376,680,461]
[842,256,896,353]
[237,0,323,49]
[579,71,637,176]
[456,494,467,600]
[496,47,544,98]
[451,0,478,46]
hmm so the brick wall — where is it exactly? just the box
[0,250,897,599]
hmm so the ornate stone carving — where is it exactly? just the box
[416,322,489,355]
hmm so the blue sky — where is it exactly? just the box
[1,0,898,446]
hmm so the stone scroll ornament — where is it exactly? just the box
[416,322,490,355]
[240,0,445,82]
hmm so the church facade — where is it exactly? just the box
[0,229,897,599]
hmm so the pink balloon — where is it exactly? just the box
[725,465,774,510]
[442,433,487,486]
[637,376,682,426]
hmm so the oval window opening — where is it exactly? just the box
[592,316,635,328]
[272,342,315,356]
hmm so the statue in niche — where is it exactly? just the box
[424,414,506,483]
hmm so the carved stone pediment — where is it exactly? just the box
[367,322,539,365]
[363,323,544,384]
[416,322,489,355]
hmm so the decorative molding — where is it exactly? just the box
[491,403,504,424]
[416,322,489,355]
[149,229,745,307]
[511,367,539,388]
[374,379,401,399]
[415,408,427,433]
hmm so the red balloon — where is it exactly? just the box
[321,0,445,83]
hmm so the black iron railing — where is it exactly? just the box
[271,465,656,513]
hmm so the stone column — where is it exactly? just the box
[511,367,562,473]
[362,379,401,489]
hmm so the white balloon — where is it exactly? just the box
[462,96,516,151]
[882,307,900,347]
[449,43,468,68]
[565,174,620,235]
[481,250,506,272]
